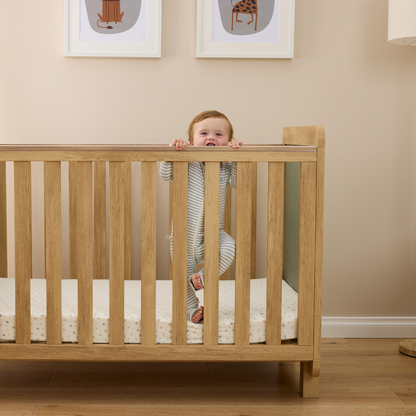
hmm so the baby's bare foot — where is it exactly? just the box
[191,273,203,290]
[192,306,204,323]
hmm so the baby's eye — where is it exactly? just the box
[216,133,223,136]
[201,132,207,135]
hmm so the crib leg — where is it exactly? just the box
[300,361,320,397]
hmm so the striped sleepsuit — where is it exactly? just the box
[159,161,237,321]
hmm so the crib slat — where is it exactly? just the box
[234,162,252,346]
[69,162,77,280]
[76,162,93,345]
[44,162,62,345]
[140,162,157,345]
[251,163,257,279]
[298,162,316,346]
[0,161,7,277]
[266,162,284,345]
[124,162,132,280]
[172,162,188,345]
[94,162,106,279]
[14,162,32,344]
[109,162,125,345]
[204,162,220,346]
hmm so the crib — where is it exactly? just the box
[0,125,325,397]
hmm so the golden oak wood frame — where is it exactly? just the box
[0,126,325,397]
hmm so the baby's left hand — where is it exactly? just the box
[228,141,243,149]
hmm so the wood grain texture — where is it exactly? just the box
[204,162,220,346]
[251,163,257,279]
[93,161,106,280]
[140,162,157,345]
[283,125,325,147]
[0,340,413,413]
[124,162,132,280]
[300,361,320,397]
[235,162,252,346]
[76,162,93,345]
[266,162,284,346]
[0,161,7,277]
[68,162,77,280]
[0,404,36,416]
[14,162,32,344]
[0,343,313,362]
[297,162,317,346]
[0,150,317,164]
[171,162,188,345]
[44,162,62,345]
[109,162,125,345]
[314,144,325,361]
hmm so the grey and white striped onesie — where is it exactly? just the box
[159,161,237,321]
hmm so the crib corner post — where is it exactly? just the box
[300,361,320,398]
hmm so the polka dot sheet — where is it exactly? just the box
[0,278,298,344]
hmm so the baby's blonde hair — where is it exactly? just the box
[188,110,234,144]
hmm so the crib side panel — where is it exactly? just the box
[0,162,6,277]
[14,162,32,344]
[44,162,62,345]
[140,162,157,345]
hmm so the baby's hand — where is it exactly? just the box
[170,139,187,150]
[228,141,243,149]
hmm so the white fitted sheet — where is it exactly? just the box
[0,278,298,344]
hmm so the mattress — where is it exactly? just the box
[0,278,298,344]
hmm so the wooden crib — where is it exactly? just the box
[0,125,325,398]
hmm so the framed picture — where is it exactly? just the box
[197,0,295,59]
[64,0,162,58]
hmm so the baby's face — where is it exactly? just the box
[191,118,230,147]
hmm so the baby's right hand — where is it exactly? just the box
[170,139,187,150]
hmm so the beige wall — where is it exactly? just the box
[1,0,415,318]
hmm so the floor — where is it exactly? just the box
[0,339,415,416]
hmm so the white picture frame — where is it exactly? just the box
[64,0,162,58]
[197,0,295,59]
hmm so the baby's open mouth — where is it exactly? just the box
[206,142,216,146]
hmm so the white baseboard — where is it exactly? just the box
[321,317,416,338]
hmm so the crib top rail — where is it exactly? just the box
[0,144,318,163]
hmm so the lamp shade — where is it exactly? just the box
[388,0,416,45]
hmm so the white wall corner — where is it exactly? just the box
[321,317,416,338]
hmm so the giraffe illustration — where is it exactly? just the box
[231,0,258,32]
[97,0,124,29]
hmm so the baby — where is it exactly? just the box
[159,110,242,323]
